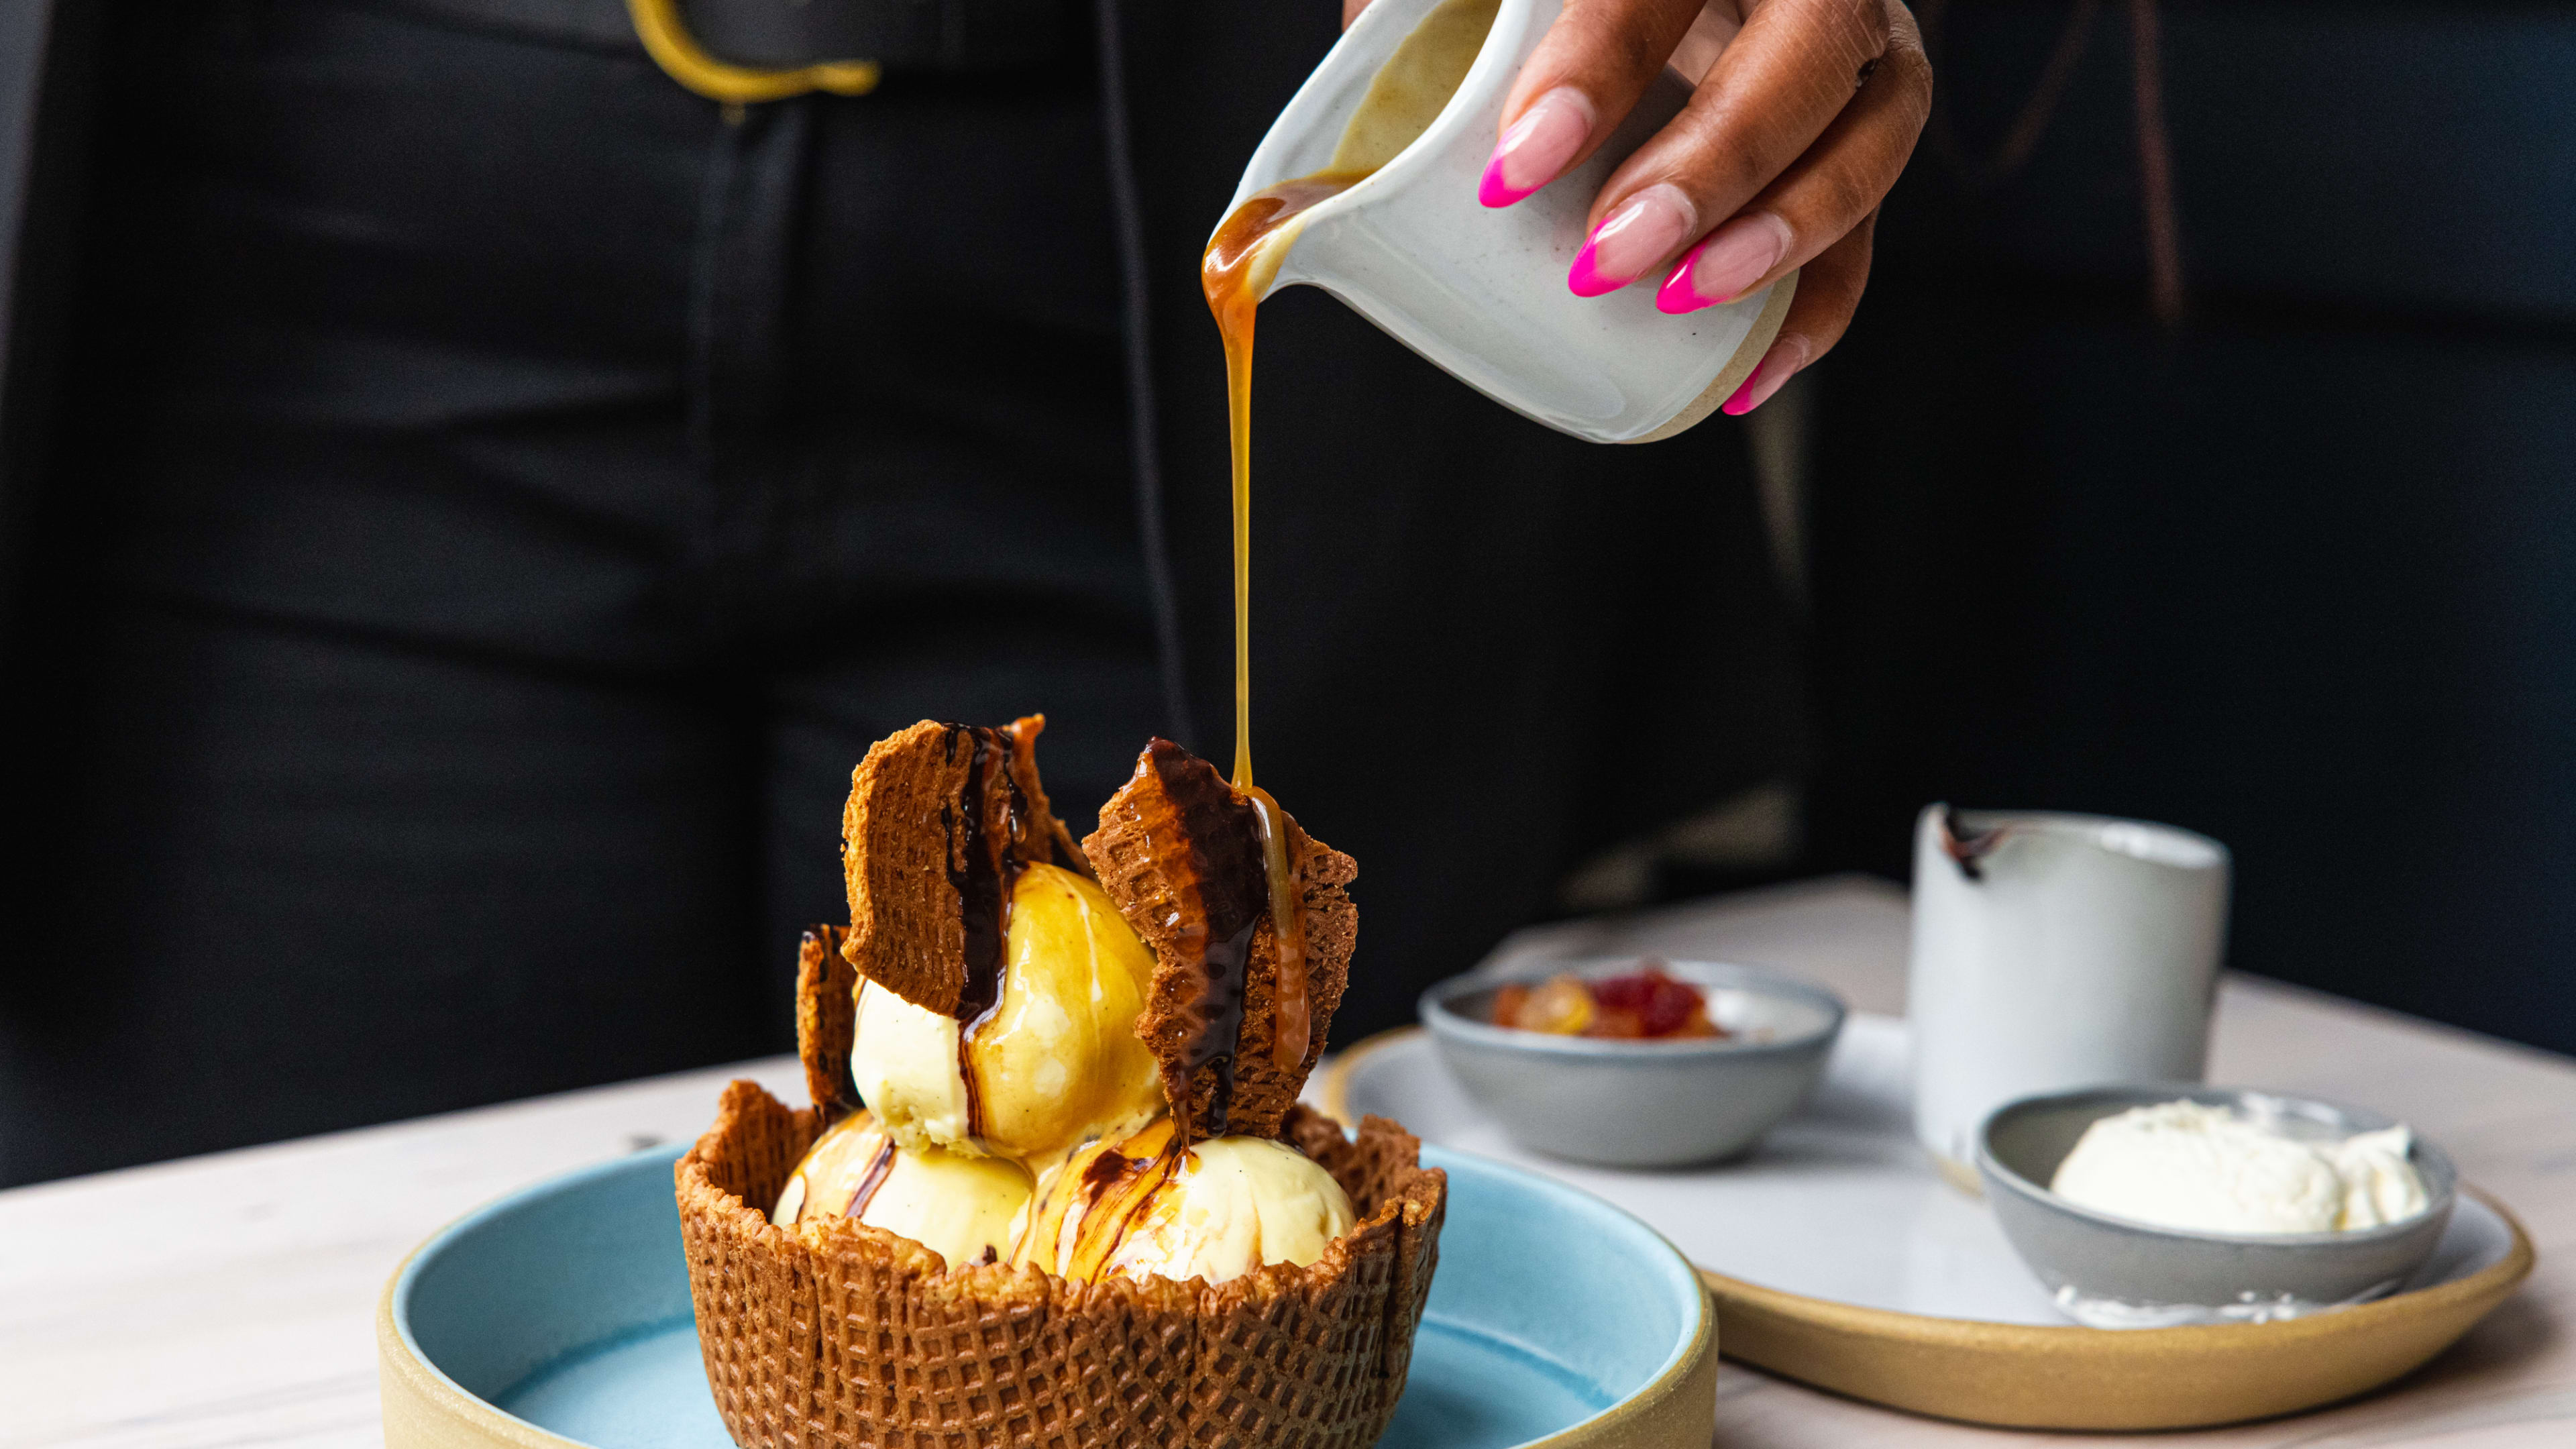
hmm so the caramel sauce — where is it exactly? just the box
[1244,786,1310,1071]
[1196,176,1366,1104]
[1203,173,1366,795]
[1177,0,1501,1101]
[1057,1118,1184,1281]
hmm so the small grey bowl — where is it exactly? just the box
[1978,1084,2458,1328]
[1419,958,1845,1168]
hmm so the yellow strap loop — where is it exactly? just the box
[627,0,883,103]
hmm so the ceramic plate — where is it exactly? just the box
[380,1143,1717,1449]
[1325,1018,2536,1431]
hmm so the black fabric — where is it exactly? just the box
[375,0,1077,71]
[0,0,111,667]
[678,0,1075,72]
[0,0,1801,1184]
[1,0,1158,1182]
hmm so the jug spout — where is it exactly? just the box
[1937,804,2010,882]
[1220,0,1789,443]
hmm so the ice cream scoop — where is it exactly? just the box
[1012,1118,1356,1286]
[853,861,1165,1162]
[2049,1099,2429,1234]
[772,1109,1032,1268]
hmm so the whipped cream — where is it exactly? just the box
[2049,1099,2428,1234]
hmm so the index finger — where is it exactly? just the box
[1478,0,1707,206]
[1592,0,1895,232]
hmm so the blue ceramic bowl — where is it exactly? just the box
[1421,959,1846,1167]
[379,1143,1717,1449]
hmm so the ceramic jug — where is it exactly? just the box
[1907,806,2234,1190]
[1223,0,1794,443]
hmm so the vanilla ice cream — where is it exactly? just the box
[841,847,1351,1281]
[772,1109,1032,1267]
[1012,1118,1356,1286]
[1102,1136,1356,1283]
[853,862,1165,1161]
[2049,1099,2428,1234]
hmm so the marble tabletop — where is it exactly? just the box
[4,874,2569,1448]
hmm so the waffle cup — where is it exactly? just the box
[676,1080,1448,1449]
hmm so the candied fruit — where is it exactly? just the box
[1519,975,1597,1034]
[1486,965,1725,1040]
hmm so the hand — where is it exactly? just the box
[1356,0,1931,416]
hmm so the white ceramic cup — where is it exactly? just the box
[1224,0,1793,443]
[1907,805,2233,1189]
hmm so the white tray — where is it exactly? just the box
[1329,1014,2514,1323]
[1322,1015,2534,1430]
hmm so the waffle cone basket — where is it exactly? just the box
[676,1080,1448,1449]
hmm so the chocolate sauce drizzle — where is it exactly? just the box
[943,726,1013,1022]
[1081,1147,1138,1195]
[1053,1121,1184,1280]
[1141,739,1270,1138]
[843,1135,898,1218]
[800,924,863,1114]
[940,722,1055,1140]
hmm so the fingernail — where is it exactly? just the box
[1479,87,1594,207]
[1656,213,1795,314]
[1567,183,1696,297]
[1721,335,1811,416]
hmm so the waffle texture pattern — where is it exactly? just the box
[676,1082,1447,1449]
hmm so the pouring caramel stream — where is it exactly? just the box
[1200,177,1354,1079]
[1185,0,1498,1090]
[1202,174,1360,796]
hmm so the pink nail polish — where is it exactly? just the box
[1656,250,1721,315]
[1566,184,1695,298]
[1719,368,1766,415]
[1479,87,1593,209]
[1478,152,1533,208]
[1567,236,1618,297]
[1658,214,1792,316]
[1721,336,1810,416]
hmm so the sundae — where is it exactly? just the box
[676,716,1444,1449]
